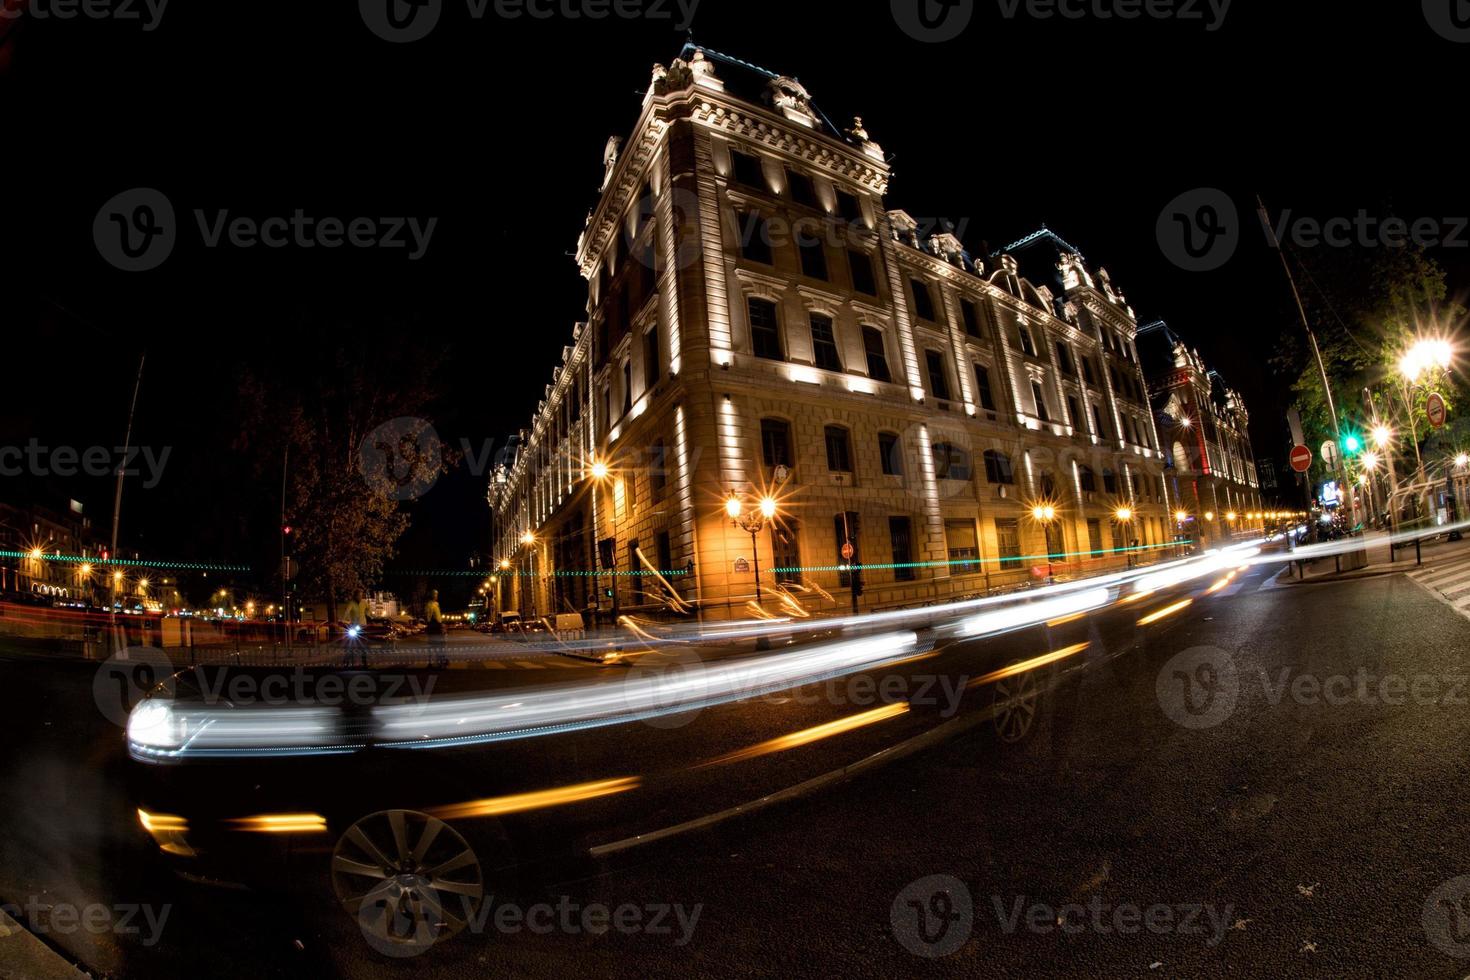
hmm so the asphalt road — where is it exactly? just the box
[5,559,1470,978]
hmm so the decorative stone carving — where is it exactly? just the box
[766,76,817,126]
[601,136,622,190]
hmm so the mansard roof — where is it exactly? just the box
[677,42,852,145]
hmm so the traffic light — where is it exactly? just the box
[1342,432,1362,456]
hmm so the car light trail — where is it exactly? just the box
[137,809,195,856]
[697,702,909,768]
[966,643,1089,689]
[226,813,328,833]
[1138,599,1193,626]
[425,776,641,820]
[945,589,1109,641]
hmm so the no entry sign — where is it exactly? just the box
[1290,445,1312,473]
[1427,392,1447,430]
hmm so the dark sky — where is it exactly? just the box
[7,0,1467,598]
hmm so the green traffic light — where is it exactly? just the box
[1343,434,1361,454]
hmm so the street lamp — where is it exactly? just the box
[1174,509,1191,557]
[727,491,778,603]
[1114,506,1134,569]
[1398,337,1454,521]
[1030,504,1058,583]
[587,457,611,626]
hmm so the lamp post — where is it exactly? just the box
[1114,507,1134,569]
[1174,509,1191,557]
[1398,338,1453,526]
[1030,504,1058,583]
[726,491,777,604]
[588,458,610,626]
[521,531,539,620]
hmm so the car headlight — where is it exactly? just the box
[128,700,189,750]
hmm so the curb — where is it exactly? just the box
[0,906,90,980]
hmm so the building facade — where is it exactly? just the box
[488,46,1259,622]
[1137,321,1264,545]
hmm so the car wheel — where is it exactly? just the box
[991,665,1041,744]
[331,809,484,957]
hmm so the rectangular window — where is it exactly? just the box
[972,364,996,412]
[810,314,842,372]
[627,538,642,604]
[749,298,783,360]
[879,432,902,476]
[848,249,877,296]
[931,442,971,481]
[1087,518,1103,557]
[798,235,829,280]
[889,517,916,582]
[909,279,937,322]
[1067,395,1081,428]
[787,170,818,209]
[945,519,979,575]
[834,512,860,589]
[1055,342,1075,375]
[862,326,891,382]
[739,213,772,265]
[656,530,673,576]
[1092,404,1107,440]
[1082,356,1097,386]
[1031,381,1049,422]
[960,299,982,338]
[1019,328,1037,357]
[623,362,632,414]
[731,150,765,190]
[760,418,792,469]
[995,519,1022,570]
[773,519,801,584]
[824,426,852,472]
[644,326,660,389]
[649,440,667,498]
[925,350,951,401]
[836,190,863,223]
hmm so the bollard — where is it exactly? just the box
[1416,536,1423,566]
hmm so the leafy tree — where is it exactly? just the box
[236,313,450,623]
[1271,244,1465,473]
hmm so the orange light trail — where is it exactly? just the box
[967,642,1089,690]
[698,702,909,768]
[425,776,641,820]
[226,813,328,834]
[1120,590,1155,604]
[1138,599,1193,626]
[1046,612,1086,628]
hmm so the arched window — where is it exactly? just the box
[983,450,1015,485]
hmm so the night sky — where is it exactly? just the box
[7,0,1466,601]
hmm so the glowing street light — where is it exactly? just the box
[1114,507,1133,522]
[725,494,743,519]
[1031,504,1060,582]
[589,459,609,481]
[1457,453,1470,470]
[498,558,511,571]
[1372,424,1393,449]
[521,532,535,546]
[727,490,780,603]
[1361,451,1380,471]
[1400,338,1454,382]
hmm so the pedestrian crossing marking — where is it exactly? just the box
[1408,554,1470,623]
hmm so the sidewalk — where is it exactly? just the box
[0,906,88,980]
[1279,531,1470,585]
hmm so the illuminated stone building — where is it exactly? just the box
[489,46,1216,622]
[1137,320,1263,546]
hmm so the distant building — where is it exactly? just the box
[0,498,105,603]
[489,46,1262,621]
[1137,321,1264,545]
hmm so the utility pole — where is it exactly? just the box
[110,352,146,656]
[1258,196,1366,568]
